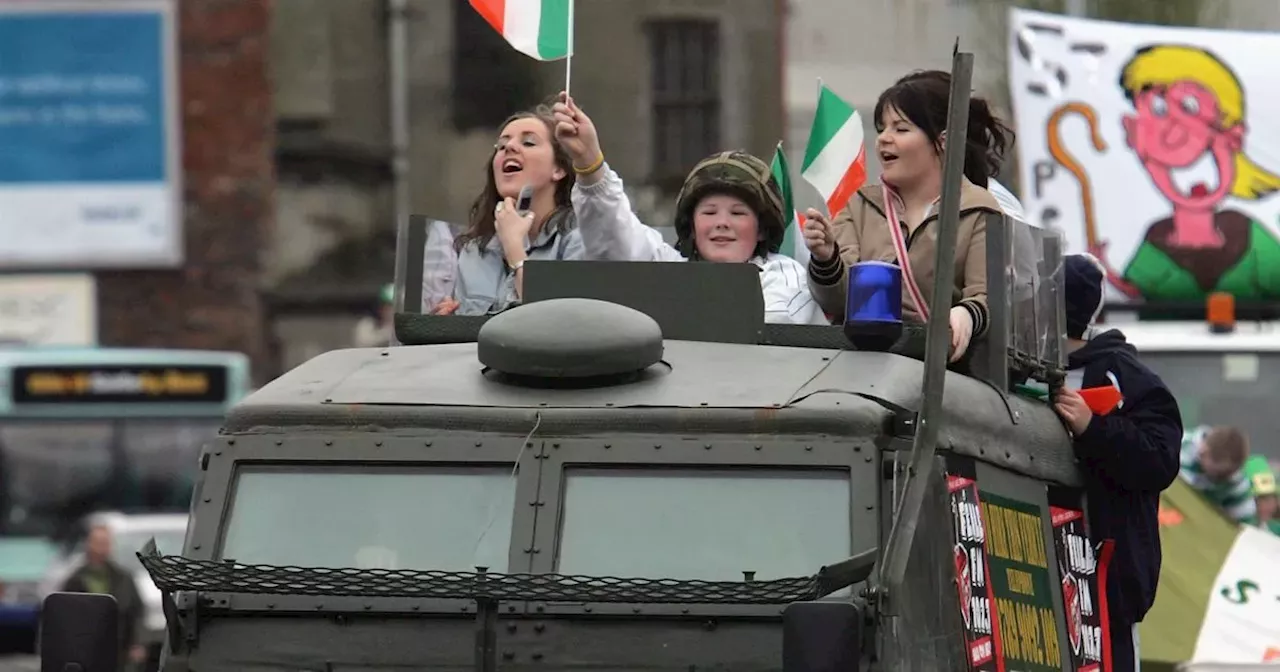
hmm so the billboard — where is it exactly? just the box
[0,0,181,269]
[1008,9,1280,305]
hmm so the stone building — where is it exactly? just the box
[266,0,784,375]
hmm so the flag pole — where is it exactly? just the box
[565,0,575,95]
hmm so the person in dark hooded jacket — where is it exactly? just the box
[1052,253,1182,672]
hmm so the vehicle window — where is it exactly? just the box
[555,468,851,581]
[220,466,517,572]
[1140,352,1280,460]
[119,419,221,509]
[0,422,116,534]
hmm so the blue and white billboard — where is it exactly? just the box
[0,0,181,269]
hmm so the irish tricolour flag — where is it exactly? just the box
[1140,477,1280,668]
[469,0,573,61]
[770,143,809,265]
[801,84,866,216]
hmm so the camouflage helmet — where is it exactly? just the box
[673,150,786,260]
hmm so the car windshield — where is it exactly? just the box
[219,465,517,571]
[112,527,186,571]
[1139,350,1280,460]
[556,468,852,581]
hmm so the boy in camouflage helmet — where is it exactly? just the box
[550,92,826,325]
[670,151,787,261]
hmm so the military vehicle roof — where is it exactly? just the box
[225,339,1080,486]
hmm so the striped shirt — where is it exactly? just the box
[1179,426,1257,523]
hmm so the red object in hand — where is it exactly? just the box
[1077,385,1121,415]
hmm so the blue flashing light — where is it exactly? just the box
[843,261,904,351]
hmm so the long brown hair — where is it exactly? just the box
[455,104,577,253]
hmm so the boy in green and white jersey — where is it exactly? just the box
[1242,455,1280,535]
[1179,425,1255,523]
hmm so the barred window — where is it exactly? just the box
[647,19,721,189]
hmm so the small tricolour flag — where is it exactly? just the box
[469,0,573,61]
[770,143,809,265]
[801,83,867,216]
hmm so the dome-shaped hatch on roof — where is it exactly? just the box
[477,298,663,379]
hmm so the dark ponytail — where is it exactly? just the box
[872,70,1014,187]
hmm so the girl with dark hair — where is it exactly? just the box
[437,104,585,316]
[803,70,1016,360]
[551,93,825,325]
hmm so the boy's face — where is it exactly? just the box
[1198,444,1240,482]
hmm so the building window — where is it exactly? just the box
[647,19,721,190]
[452,0,539,133]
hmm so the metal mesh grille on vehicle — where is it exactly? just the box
[137,547,824,604]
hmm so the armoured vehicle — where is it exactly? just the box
[43,51,1111,672]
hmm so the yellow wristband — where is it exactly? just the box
[573,153,604,175]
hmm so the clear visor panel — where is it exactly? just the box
[1004,216,1066,369]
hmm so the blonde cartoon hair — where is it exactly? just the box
[1120,44,1280,200]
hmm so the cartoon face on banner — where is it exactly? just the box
[1008,9,1280,304]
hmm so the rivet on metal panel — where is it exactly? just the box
[867,505,875,511]
[227,440,235,446]
[507,623,517,633]
[704,444,712,450]
[213,451,221,457]
[381,351,389,357]
[461,606,470,613]
[524,547,534,554]
[275,440,283,446]
[700,402,708,406]
[552,443,560,449]
[325,440,333,446]
[703,620,716,631]
[475,441,483,447]
[532,653,544,661]
[203,497,211,503]
[324,398,332,403]
[193,544,201,550]
[604,444,612,449]
[316,604,324,611]
[681,608,690,614]
[267,603,275,609]
[606,402,614,407]
[805,446,813,452]
[654,444,662,450]
[364,604,372,610]
[539,402,547,407]
[854,445,861,452]
[865,455,873,463]
[536,605,545,613]
[632,607,642,614]
[584,606,593,613]
[754,445,762,451]
[425,441,433,447]
[534,623,545,632]
[412,605,421,611]
[375,441,383,447]
[508,604,517,613]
